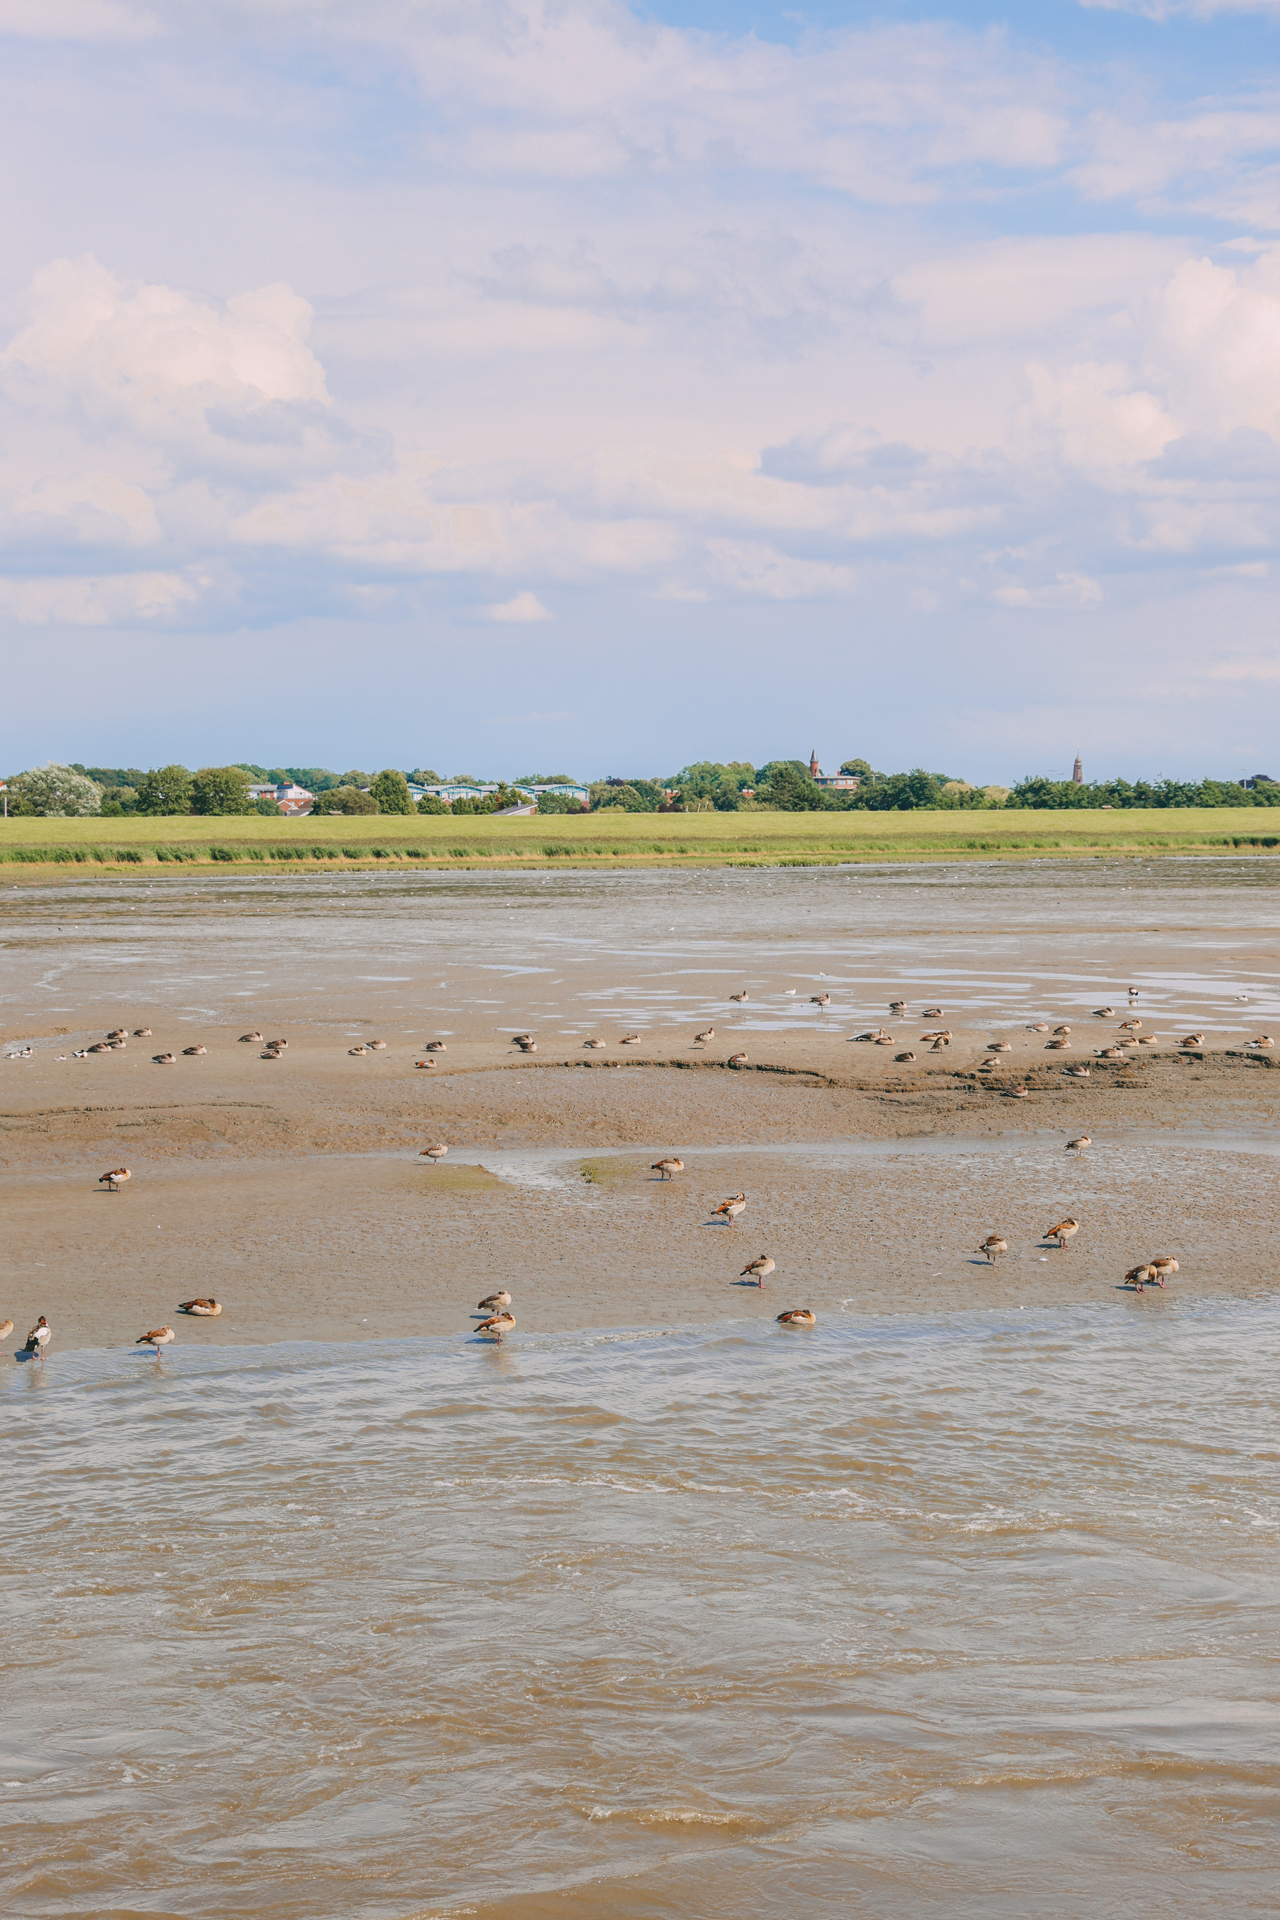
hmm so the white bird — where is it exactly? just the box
[712,1192,747,1225]
[776,1309,815,1327]
[651,1156,684,1179]
[420,1143,449,1165]
[137,1326,175,1353]
[24,1316,50,1362]
[740,1255,774,1285]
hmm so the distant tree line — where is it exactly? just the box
[3,759,1276,818]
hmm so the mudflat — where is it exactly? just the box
[2,859,1278,1349]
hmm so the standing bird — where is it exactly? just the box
[1125,1264,1154,1291]
[478,1290,512,1311]
[651,1157,684,1180]
[1044,1218,1079,1250]
[978,1234,1008,1264]
[1066,1135,1091,1154]
[1150,1256,1179,1283]
[178,1298,221,1316]
[712,1193,747,1226]
[776,1309,815,1327]
[740,1255,775,1286]
[515,1038,537,1053]
[99,1167,131,1192]
[24,1316,50,1362]
[475,1311,515,1342]
[694,1028,715,1046]
[420,1143,449,1166]
[730,991,749,1003]
[810,993,831,1007]
[136,1327,175,1353]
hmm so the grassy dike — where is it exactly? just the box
[0,808,1278,873]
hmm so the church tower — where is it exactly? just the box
[810,748,820,778]
[1072,752,1083,785]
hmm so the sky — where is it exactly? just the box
[3,0,1280,782]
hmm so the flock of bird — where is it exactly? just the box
[10,979,1200,1364]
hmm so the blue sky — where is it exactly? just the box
[2,0,1280,783]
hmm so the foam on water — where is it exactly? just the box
[4,1299,1278,1917]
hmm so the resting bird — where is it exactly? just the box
[727,1052,748,1067]
[740,1255,774,1286]
[137,1327,175,1353]
[475,1311,515,1342]
[1066,1135,1091,1153]
[1044,1218,1079,1250]
[776,1309,815,1327]
[24,1316,50,1361]
[478,1290,512,1311]
[178,1298,221,1316]
[712,1193,747,1226]
[420,1144,449,1166]
[978,1234,1007,1264]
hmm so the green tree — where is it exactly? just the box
[190,766,255,815]
[255,796,283,816]
[134,765,194,815]
[11,763,103,816]
[416,793,448,814]
[312,785,379,815]
[339,770,371,790]
[758,760,828,810]
[839,758,876,781]
[537,790,587,815]
[369,769,414,814]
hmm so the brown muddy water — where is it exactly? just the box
[2,862,1279,1915]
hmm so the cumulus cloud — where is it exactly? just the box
[482,590,552,621]
[0,570,196,624]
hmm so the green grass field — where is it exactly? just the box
[1,807,1278,872]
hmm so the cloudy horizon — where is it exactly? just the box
[2,0,1280,784]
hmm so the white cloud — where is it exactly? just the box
[0,570,196,623]
[483,590,552,621]
[993,572,1103,610]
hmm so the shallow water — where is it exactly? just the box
[4,857,1280,1043]
[4,1300,1278,1916]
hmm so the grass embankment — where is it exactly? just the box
[0,808,1277,873]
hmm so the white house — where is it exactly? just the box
[248,782,314,815]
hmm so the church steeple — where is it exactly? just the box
[1072,750,1083,785]
[810,748,820,778]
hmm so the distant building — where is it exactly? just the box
[248,781,314,816]
[1072,754,1083,785]
[808,750,859,793]
[415,780,590,807]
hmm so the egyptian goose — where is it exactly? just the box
[740,1255,774,1285]
[136,1327,175,1352]
[99,1166,131,1191]
[475,1311,515,1341]
[1093,1006,1114,1016]
[1066,1135,1090,1153]
[621,1034,640,1045]
[133,1027,152,1037]
[712,1192,746,1225]
[183,1045,207,1057]
[478,1291,512,1311]
[1182,1034,1205,1047]
[651,1157,683,1179]
[154,1052,176,1065]
[810,994,830,1008]
[368,1040,387,1051]
[239,1032,263,1043]
[1044,1218,1079,1249]
[978,1234,1007,1263]
[921,1006,943,1018]
[776,1309,815,1327]
[727,1052,748,1067]
[420,1143,449,1165]
[426,1041,447,1051]
[1064,1065,1090,1077]
[178,1298,221,1315]
[24,1316,50,1362]
[584,1038,607,1050]
[694,1029,714,1045]
[730,991,748,1003]
[896,1051,916,1062]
